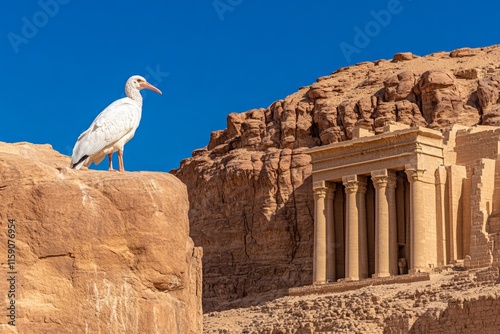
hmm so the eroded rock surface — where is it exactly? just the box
[0,142,202,334]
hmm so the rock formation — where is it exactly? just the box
[0,142,202,334]
[174,45,500,312]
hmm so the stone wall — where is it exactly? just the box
[451,127,500,269]
[405,295,500,334]
[289,273,430,297]
[466,159,496,269]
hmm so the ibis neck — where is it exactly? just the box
[125,86,143,105]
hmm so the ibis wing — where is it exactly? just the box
[71,98,140,165]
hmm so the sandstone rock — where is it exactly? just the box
[477,76,500,125]
[0,142,202,334]
[175,45,500,312]
[373,102,397,130]
[450,47,479,58]
[356,96,375,128]
[313,99,341,144]
[416,70,480,128]
[384,71,419,102]
[338,101,359,139]
[395,100,427,127]
[176,146,313,312]
[393,52,418,62]
[208,129,228,151]
[455,68,480,80]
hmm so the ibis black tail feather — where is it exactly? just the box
[71,155,89,170]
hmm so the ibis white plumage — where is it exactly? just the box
[70,75,162,172]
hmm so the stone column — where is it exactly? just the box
[404,176,411,268]
[325,184,336,282]
[366,183,376,277]
[342,175,361,281]
[405,165,427,273]
[334,186,345,279]
[372,169,390,278]
[313,185,327,284]
[387,174,398,275]
[357,179,369,279]
[436,166,447,266]
[447,165,467,262]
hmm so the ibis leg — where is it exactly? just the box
[118,150,125,172]
[108,154,115,172]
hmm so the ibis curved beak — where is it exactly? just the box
[141,82,162,95]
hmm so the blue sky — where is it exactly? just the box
[2,1,499,172]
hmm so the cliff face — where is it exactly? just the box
[0,142,202,334]
[174,45,500,312]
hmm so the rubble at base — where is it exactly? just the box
[204,266,500,334]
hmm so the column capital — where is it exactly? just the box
[371,169,388,188]
[357,182,367,194]
[343,181,358,193]
[313,187,327,199]
[405,165,426,183]
[342,175,366,194]
[325,183,336,200]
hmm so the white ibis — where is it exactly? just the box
[70,75,162,172]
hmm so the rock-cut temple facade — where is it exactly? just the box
[306,123,500,284]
